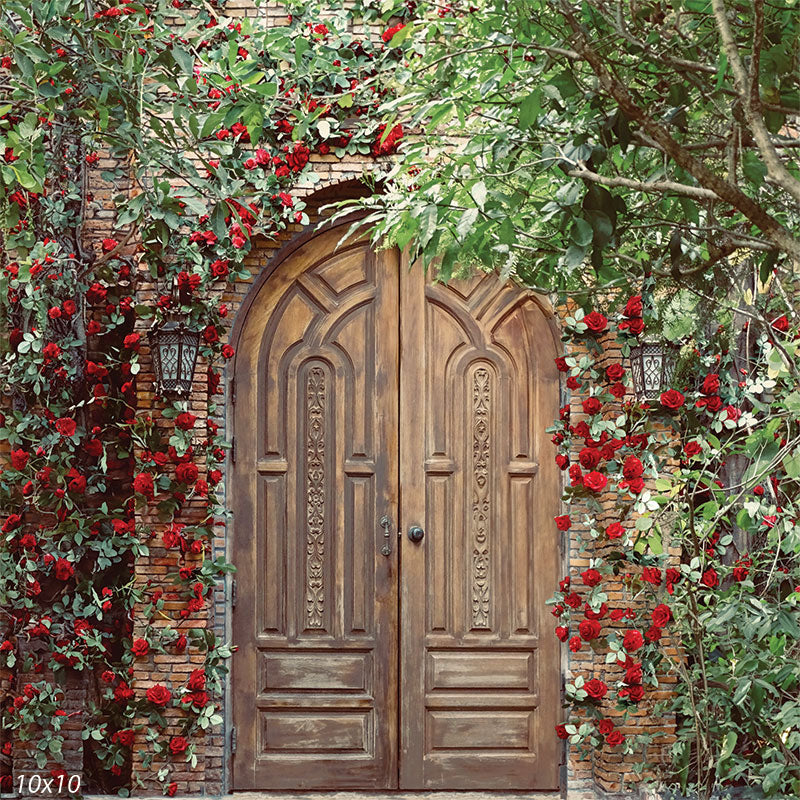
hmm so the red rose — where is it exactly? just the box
[555,724,569,740]
[622,455,643,480]
[115,682,135,702]
[222,344,235,359]
[133,472,154,499]
[185,690,208,708]
[555,454,569,470]
[645,625,662,642]
[42,342,61,361]
[582,397,602,415]
[578,618,601,641]
[555,625,569,642]
[116,729,134,747]
[597,719,614,735]
[53,557,74,581]
[583,471,607,493]
[683,440,702,457]
[771,315,789,332]
[724,405,741,421]
[623,295,642,318]
[584,678,608,700]
[67,468,87,494]
[131,638,149,657]
[652,604,672,627]
[146,684,171,707]
[609,382,626,400]
[625,663,642,684]
[10,449,29,470]
[101,238,118,252]
[581,568,601,587]
[554,357,569,372]
[620,684,645,702]
[642,567,661,585]
[187,668,206,690]
[666,568,681,592]
[584,602,607,620]
[565,592,581,609]
[623,629,643,652]
[578,447,601,470]
[568,636,581,652]
[169,736,188,755]
[583,311,608,333]
[555,515,571,531]
[660,389,685,409]
[203,325,219,343]
[606,730,625,746]
[123,332,141,350]
[700,568,718,588]
[566,376,581,390]
[86,282,107,304]
[606,522,625,540]
[175,412,197,430]
[175,462,199,484]
[167,783,178,797]
[620,317,645,335]
[606,363,625,381]
[54,417,76,437]
[701,374,719,395]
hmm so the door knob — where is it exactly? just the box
[408,525,425,543]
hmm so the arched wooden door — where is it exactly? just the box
[231,226,561,791]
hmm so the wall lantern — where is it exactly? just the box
[628,339,678,402]
[148,318,201,397]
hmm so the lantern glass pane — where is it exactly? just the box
[159,338,181,382]
[180,342,198,385]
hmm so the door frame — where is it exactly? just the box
[224,214,566,793]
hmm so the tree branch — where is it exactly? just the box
[558,2,800,261]
[567,164,719,201]
[711,0,800,206]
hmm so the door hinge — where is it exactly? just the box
[230,436,236,464]
[231,578,237,609]
[230,725,237,754]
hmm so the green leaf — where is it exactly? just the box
[470,181,487,210]
[456,207,479,240]
[571,218,593,247]
[718,731,737,764]
[518,89,541,130]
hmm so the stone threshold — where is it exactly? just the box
[86,794,563,800]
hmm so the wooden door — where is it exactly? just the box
[231,228,400,790]
[232,229,561,791]
[399,269,561,790]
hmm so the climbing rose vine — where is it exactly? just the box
[0,0,410,792]
[549,293,800,798]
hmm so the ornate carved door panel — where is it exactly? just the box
[231,229,400,790]
[399,270,561,790]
